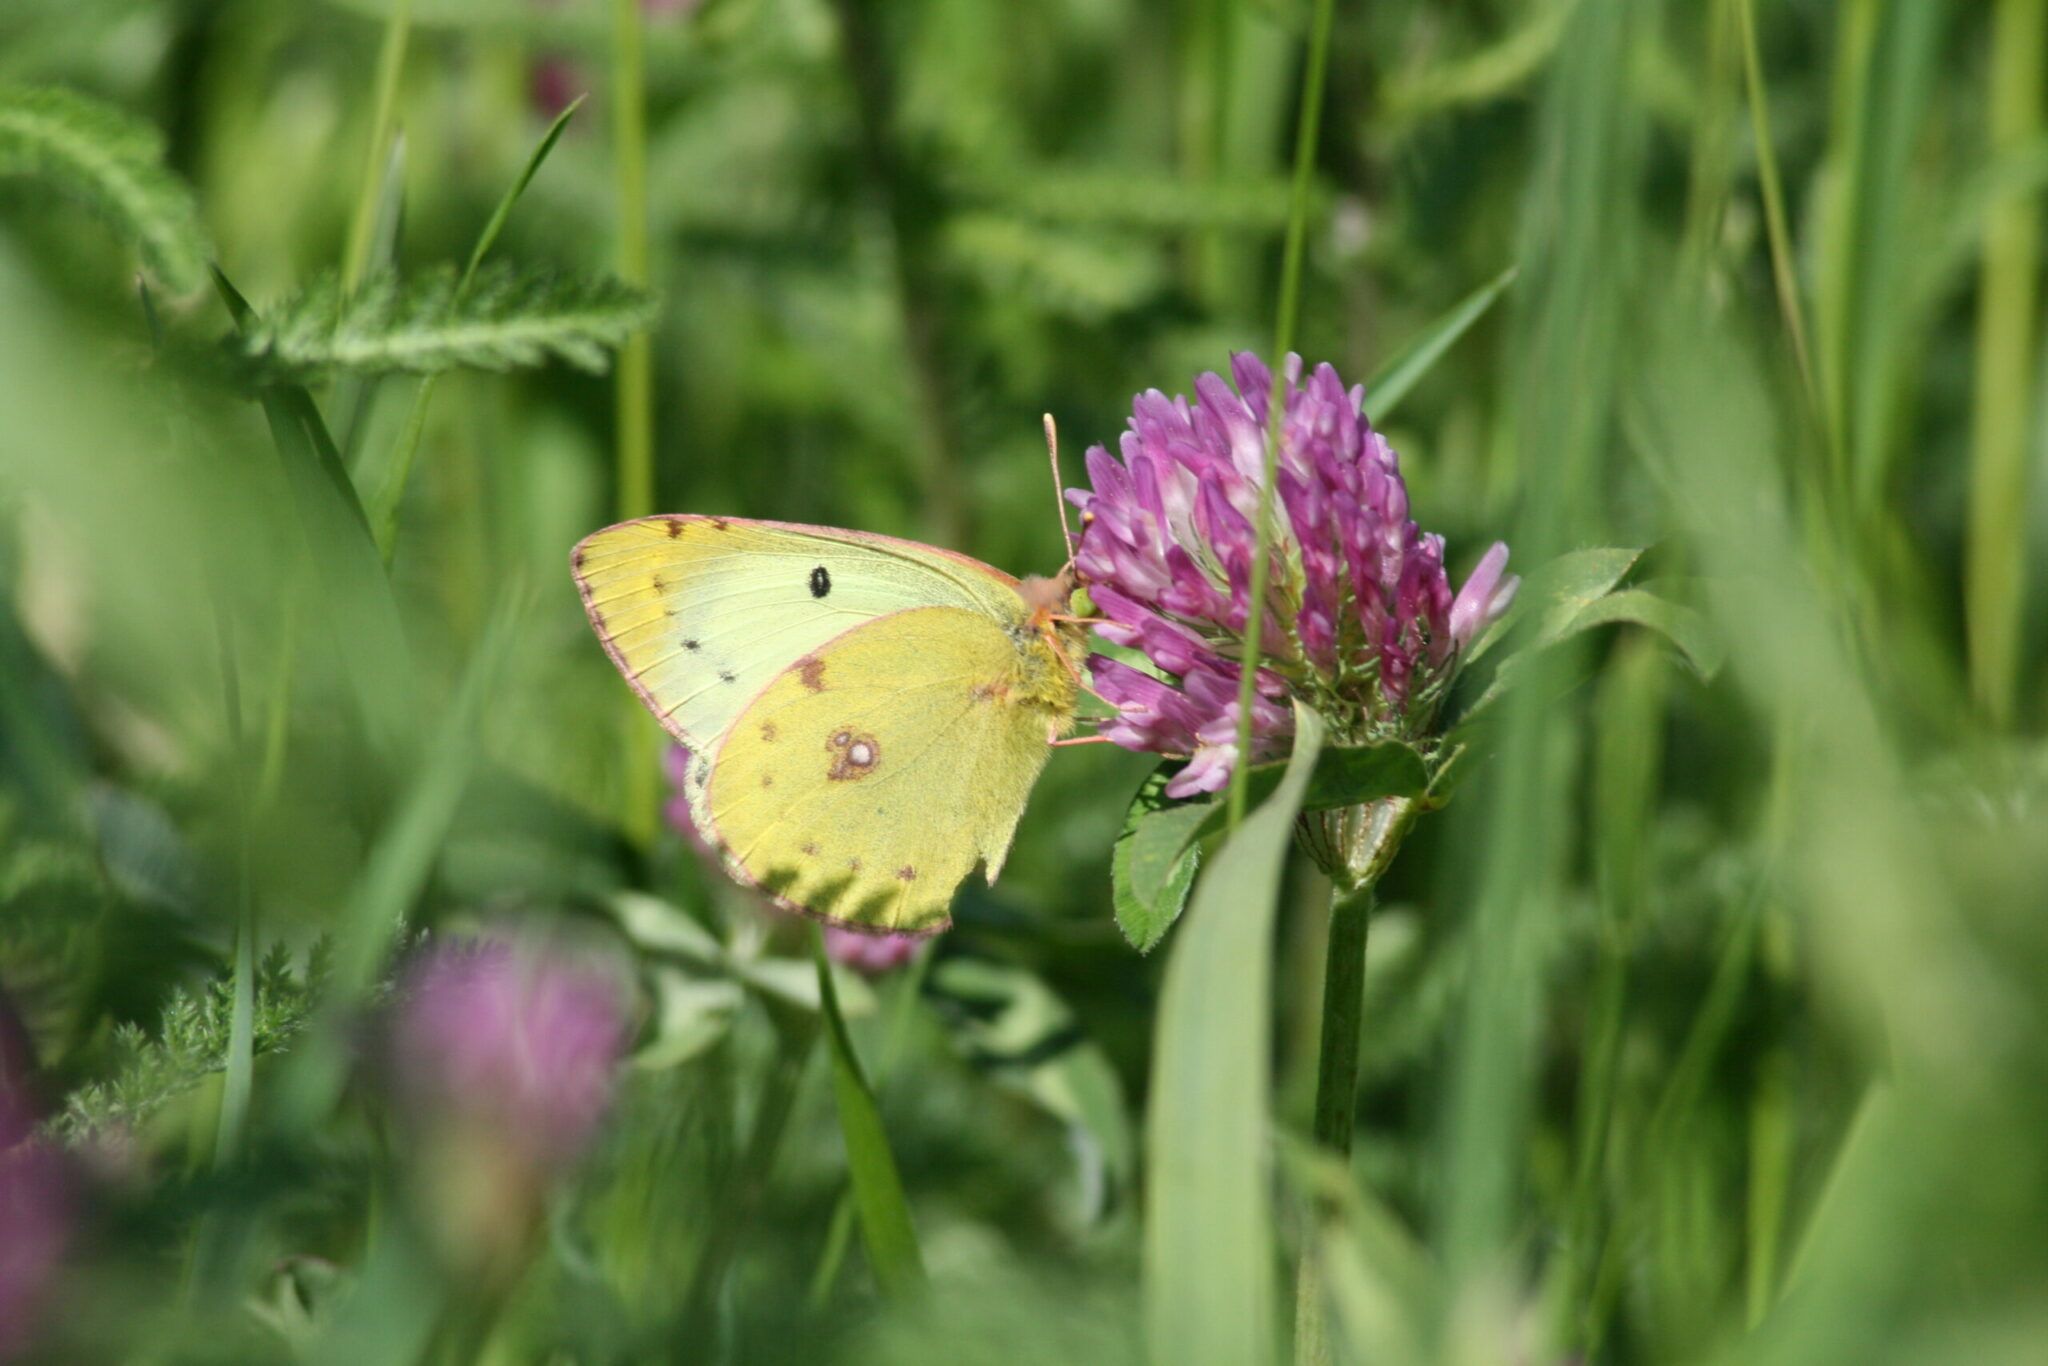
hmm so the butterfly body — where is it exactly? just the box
[573,515,1083,934]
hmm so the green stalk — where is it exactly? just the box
[343,0,412,294]
[612,0,658,844]
[1227,0,1337,831]
[1292,885,1373,1366]
[1966,0,2046,726]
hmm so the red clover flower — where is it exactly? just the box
[1068,353,1518,799]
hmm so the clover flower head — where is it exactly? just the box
[391,935,627,1171]
[1068,353,1517,798]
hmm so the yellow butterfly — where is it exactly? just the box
[573,512,1087,936]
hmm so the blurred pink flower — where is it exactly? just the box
[1069,352,1517,796]
[390,935,627,1171]
[822,927,925,976]
[0,1095,70,1360]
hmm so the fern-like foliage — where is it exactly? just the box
[53,940,331,1144]
[235,263,657,380]
[0,82,211,293]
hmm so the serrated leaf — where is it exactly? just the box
[0,83,211,293]
[1112,766,1206,954]
[237,263,656,380]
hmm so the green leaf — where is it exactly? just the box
[1145,702,1326,1366]
[1563,587,1724,679]
[0,83,211,293]
[928,958,1134,1209]
[1111,766,1207,953]
[1364,265,1517,422]
[236,263,657,380]
[633,967,742,1071]
[1465,544,1643,665]
[1114,743,1429,954]
[812,926,925,1299]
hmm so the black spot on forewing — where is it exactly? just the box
[809,565,831,599]
[683,638,700,651]
[718,669,737,684]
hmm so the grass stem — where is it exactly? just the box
[1966,0,2046,726]
[1227,0,1337,831]
[612,0,658,844]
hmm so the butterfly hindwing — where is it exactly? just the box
[704,605,1068,934]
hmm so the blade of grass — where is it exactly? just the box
[806,950,933,1309]
[1965,0,2046,725]
[1814,0,1943,522]
[811,925,925,1299]
[210,606,255,1170]
[1734,0,1822,425]
[1441,0,1638,1290]
[612,0,658,846]
[1147,703,1326,1366]
[342,0,412,293]
[368,96,587,559]
[275,587,524,1130]
[1364,265,1517,422]
[1227,0,1336,831]
[335,130,407,467]
[213,266,417,763]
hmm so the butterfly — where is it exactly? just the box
[572,496,1090,937]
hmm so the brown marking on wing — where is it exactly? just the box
[760,774,774,788]
[971,680,1010,703]
[896,865,916,881]
[825,731,881,782]
[797,655,827,692]
[760,721,778,741]
[801,841,820,856]
[709,517,730,531]
[665,518,685,538]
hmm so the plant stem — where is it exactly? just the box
[612,0,658,845]
[1293,883,1372,1366]
[1966,0,2046,726]
[1228,0,1337,831]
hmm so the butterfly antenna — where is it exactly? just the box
[1045,413,1077,565]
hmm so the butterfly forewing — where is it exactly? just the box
[572,516,1023,754]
